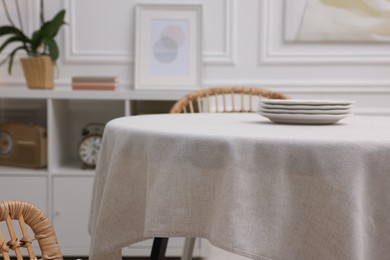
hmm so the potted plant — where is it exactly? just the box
[0,0,66,89]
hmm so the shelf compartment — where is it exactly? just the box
[132,100,176,115]
[48,99,125,171]
[0,98,47,127]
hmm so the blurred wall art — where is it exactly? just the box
[284,0,390,42]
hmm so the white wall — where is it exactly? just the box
[1,0,390,114]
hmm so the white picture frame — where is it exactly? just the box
[134,4,202,90]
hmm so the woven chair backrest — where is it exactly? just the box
[169,87,288,113]
[0,200,63,260]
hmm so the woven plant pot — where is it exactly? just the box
[20,56,55,89]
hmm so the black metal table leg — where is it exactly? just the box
[150,237,169,260]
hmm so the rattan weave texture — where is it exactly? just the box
[0,200,62,260]
[170,87,288,113]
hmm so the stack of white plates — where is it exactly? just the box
[257,99,355,125]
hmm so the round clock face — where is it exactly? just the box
[0,130,13,157]
[78,133,102,167]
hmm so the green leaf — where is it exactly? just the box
[0,26,19,37]
[3,46,25,74]
[0,36,28,53]
[0,26,29,41]
[41,10,66,38]
[0,55,9,67]
[31,29,43,52]
[0,26,17,37]
[43,37,59,61]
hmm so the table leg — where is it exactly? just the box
[181,237,196,260]
[150,237,169,260]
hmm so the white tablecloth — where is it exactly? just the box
[88,113,390,260]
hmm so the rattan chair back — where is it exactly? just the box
[170,86,288,113]
[0,200,62,260]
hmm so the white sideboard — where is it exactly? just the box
[0,86,205,257]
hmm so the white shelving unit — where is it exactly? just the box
[0,86,204,257]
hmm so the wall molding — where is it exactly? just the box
[63,0,236,65]
[203,79,390,92]
[258,0,390,65]
[203,0,237,66]
[63,0,131,64]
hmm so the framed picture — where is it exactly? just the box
[134,4,202,90]
[284,0,390,43]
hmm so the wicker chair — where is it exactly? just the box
[0,200,62,260]
[170,86,288,114]
[170,87,288,260]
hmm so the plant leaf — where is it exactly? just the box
[0,26,17,37]
[0,55,9,67]
[41,10,66,38]
[0,36,29,53]
[43,37,59,61]
[0,26,29,41]
[2,46,25,74]
[31,29,43,53]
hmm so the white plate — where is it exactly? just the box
[258,112,352,125]
[258,108,351,115]
[258,103,353,110]
[259,99,355,106]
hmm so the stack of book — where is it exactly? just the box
[72,76,118,90]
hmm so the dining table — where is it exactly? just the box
[88,113,390,260]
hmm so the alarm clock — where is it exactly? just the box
[78,123,105,168]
